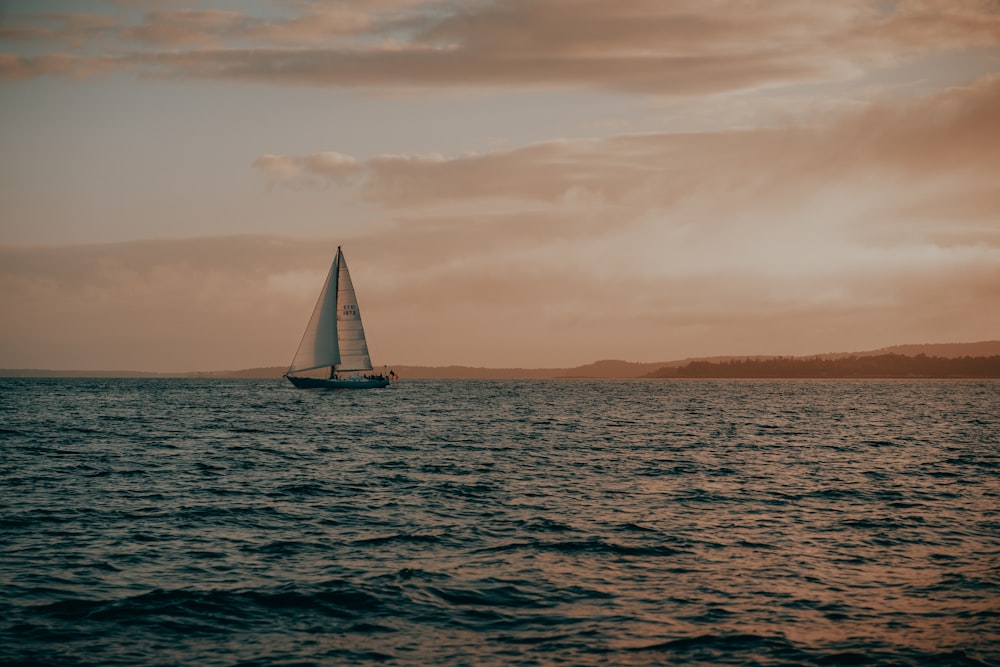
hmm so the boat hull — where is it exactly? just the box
[285,375,390,389]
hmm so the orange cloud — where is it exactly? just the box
[2,3,998,370]
[120,9,251,47]
[0,236,337,371]
[2,1,998,92]
[7,183,996,370]
[0,52,118,81]
[249,75,1000,365]
[0,12,123,46]
[252,74,1000,225]
[252,152,363,189]
[5,227,996,370]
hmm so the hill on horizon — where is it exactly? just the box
[3,341,997,379]
[858,341,1000,358]
[645,353,1000,379]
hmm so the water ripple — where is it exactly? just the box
[1,378,998,665]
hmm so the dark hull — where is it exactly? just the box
[285,375,390,389]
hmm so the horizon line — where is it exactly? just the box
[3,340,998,377]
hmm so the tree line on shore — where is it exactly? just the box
[647,354,1000,379]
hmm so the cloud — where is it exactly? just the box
[2,222,998,372]
[0,52,118,81]
[117,7,375,47]
[2,1,998,93]
[0,12,124,46]
[852,0,1000,51]
[0,236,340,371]
[2,9,998,370]
[252,152,362,189]
[239,74,1000,363]
[119,9,252,47]
[252,73,1000,223]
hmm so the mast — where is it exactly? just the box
[331,246,342,379]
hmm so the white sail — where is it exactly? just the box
[287,247,374,375]
[333,250,374,372]
[287,254,341,373]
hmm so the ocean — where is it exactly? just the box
[1,378,997,666]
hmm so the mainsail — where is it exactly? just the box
[332,249,373,372]
[287,247,373,374]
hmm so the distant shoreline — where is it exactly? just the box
[3,374,1000,380]
[645,354,1000,379]
[3,341,999,380]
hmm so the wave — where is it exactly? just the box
[2,378,998,666]
[477,536,686,558]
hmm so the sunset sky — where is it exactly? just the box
[2,0,999,372]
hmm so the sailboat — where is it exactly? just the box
[284,246,391,389]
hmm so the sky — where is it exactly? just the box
[1,0,999,372]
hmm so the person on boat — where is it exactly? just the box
[389,369,397,382]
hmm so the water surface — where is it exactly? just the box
[1,379,997,665]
